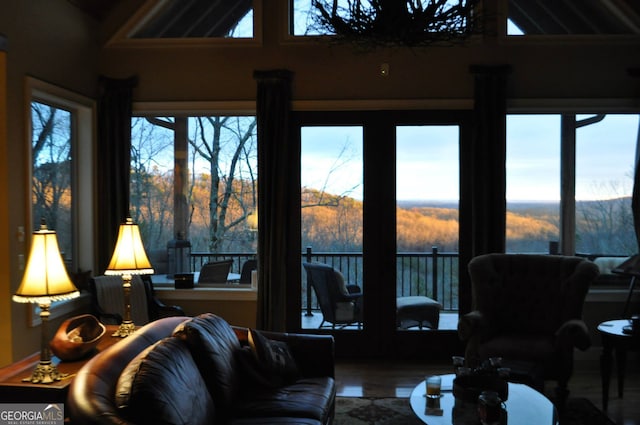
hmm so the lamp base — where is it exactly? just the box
[22,360,68,384]
[112,320,136,338]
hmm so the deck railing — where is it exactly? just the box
[302,246,459,312]
[190,246,460,312]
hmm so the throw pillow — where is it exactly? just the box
[334,269,349,295]
[234,345,280,390]
[172,313,242,410]
[248,328,299,386]
[115,337,215,425]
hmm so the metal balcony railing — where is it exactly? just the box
[190,246,460,312]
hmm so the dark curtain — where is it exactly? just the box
[96,76,138,273]
[459,64,510,313]
[631,68,640,253]
[254,69,297,332]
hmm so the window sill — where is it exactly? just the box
[154,286,257,301]
[586,288,638,303]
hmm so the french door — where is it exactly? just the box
[293,110,471,358]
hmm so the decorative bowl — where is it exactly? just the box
[452,374,509,402]
[50,314,106,361]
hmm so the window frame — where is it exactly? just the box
[105,0,263,48]
[25,77,95,326]
[505,107,640,257]
[130,101,259,301]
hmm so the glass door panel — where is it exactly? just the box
[300,126,364,331]
[396,125,460,332]
[505,115,560,253]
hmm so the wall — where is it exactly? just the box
[97,2,639,106]
[0,35,10,367]
[0,0,100,366]
[158,297,257,329]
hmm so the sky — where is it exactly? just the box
[300,114,639,203]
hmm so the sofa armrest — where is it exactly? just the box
[555,319,591,351]
[234,328,335,379]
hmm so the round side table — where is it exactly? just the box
[597,319,640,411]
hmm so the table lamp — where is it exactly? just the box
[105,217,154,337]
[12,220,80,384]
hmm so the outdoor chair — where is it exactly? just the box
[239,259,257,284]
[458,253,599,407]
[89,275,185,326]
[198,259,233,284]
[303,262,362,329]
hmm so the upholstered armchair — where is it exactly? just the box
[458,253,599,403]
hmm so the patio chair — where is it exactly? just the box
[458,253,599,406]
[239,259,257,284]
[303,262,362,329]
[198,259,233,284]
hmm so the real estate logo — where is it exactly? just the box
[0,404,64,425]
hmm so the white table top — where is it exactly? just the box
[152,272,241,286]
[410,374,558,425]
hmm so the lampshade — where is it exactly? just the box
[105,217,154,276]
[13,222,79,305]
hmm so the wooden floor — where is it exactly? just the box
[335,349,640,425]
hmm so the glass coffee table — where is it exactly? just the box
[410,374,558,425]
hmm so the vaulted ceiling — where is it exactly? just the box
[66,0,640,39]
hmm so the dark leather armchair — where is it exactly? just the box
[303,262,362,329]
[458,253,599,404]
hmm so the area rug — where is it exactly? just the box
[334,396,615,425]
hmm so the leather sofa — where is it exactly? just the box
[67,313,335,425]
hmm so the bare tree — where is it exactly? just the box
[130,115,258,253]
[31,102,72,241]
[130,117,174,246]
[190,116,257,252]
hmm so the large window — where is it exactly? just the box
[28,78,94,275]
[130,115,258,273]
[506,113,638,256]
[26,78,94,325]
[506,115,560,253]
[575,114,637,255]
[30,101,73,258]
